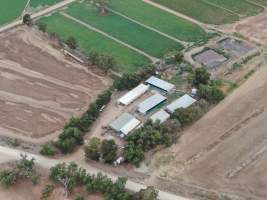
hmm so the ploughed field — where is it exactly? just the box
[151,0,266,25]
[0,27,111,138]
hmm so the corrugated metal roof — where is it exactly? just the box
[110,113,134,132]
[138,93,167,114]
[166,94,196,113]
[118,84,149,106]
[120,118,140,135]
[150,109,170,123]
[145,76,175,92]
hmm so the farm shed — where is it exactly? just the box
[145,76,176,93]
[166,94,196,114]
[150,109,170,124]
[110,112,140,136]
[118,84,149,106]
[138,93,167,114]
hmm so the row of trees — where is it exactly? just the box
[84,138,118,164]
[0,154,39,187]
[50,162,158,200]
[40,90,112,155]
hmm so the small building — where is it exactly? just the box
[145,76,176,93]
[150,109,170,124]
[166,94,196,114]
[138,93,167,114]
[118,84,149,106]
[110,113,140,136]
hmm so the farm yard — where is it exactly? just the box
[0,27,111,139]
[151,0,266,25]
[0,0,28,25]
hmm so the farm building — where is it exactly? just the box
[110,112,140,136]
[118,84,149,106]
[145,76,176,93]
[166,94,196,114]
[150,109,170,124]
[138,93,167,114]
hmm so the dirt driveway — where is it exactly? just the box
[0,26,112,139]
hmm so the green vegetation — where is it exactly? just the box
[152,0,239,25]
[66,3,183,58]
[0,0,28,25]
[41,185,54,200]
[40,144,57,156]
[38,13,149,72]
[110,0,208,42]
[29,0,62,8]
[205,0,263,16]
[0,155,39,187]
[50,162,158,200]
[251,0,267,6]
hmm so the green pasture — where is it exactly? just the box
[38,13,150,73]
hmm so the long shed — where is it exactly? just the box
[138,93,167,114]
[166,94,196,114]
[145,76,175,93]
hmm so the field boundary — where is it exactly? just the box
[61,12,159,62]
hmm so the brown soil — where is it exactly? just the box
[0,26,112,139]
[147,62,267,199]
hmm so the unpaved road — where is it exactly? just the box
[0,145,192,200]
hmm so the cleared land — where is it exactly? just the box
[236,11,267,47]
[151,0,239,25]
[205,0,263,16]
[109,0,208,42]
[29,0,62,7]
[66,2,183,58]
[149,63,267,200]
[39,13,150,73]
[0,0,28,25]
[0,27,111,138]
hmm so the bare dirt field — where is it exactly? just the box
[235,11,267,47]
[0,26,111,139]
[146,62,267,200]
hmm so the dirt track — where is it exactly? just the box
[150,61,267,199]
[0,27,111,139]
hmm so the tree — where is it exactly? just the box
[172,107,200,127]
[65,36,78,49]
[192,67,210,87]
[101,139,118,163]
[38,22,47,32]
[23,14,32,26]
[84,137,101,161]
[198,84,225,103]
[124,142,144,167]
[174,52,184,64]
[92,0,111,15]
[135,186,158,200]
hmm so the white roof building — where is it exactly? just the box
[145,76,176,93]
[118,84,149,106]
[138,93,167,114]
[110,113,140,136]
[166,94,196,113]
[150,109,170,124]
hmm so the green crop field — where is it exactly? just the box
[66,2,183,58]
[39,13,150,73]
[109,0,208,42]
[205,0,263,16]
[250,0,267,6]
[29,0,62,7]
[0,0,28,25]
[151,0,239,25]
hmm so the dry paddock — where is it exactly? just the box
[0,26,112,139]
[148,62,267,200]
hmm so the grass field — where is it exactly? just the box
[151,0,239,25]
[29,0,62,7]
[0,0,28,25]
[39,13,150,73]
[109,0,208,42]
[205,0,263,16]
[250,0,267,6]
[66,2,183,58]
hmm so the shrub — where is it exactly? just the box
[84,137,101,161]
[198,84,225,103]
[40,184,54,200]
[192,67,210,87]
[40,144,56,156]
[65,36,78,49]
[101,139,118,164]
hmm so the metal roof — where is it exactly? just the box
[150,109,170,124]
[118,84,149,106]
[166,94,196,113]
[138,93,167,114]
[145,76,175,92]
[110,113,140,135]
